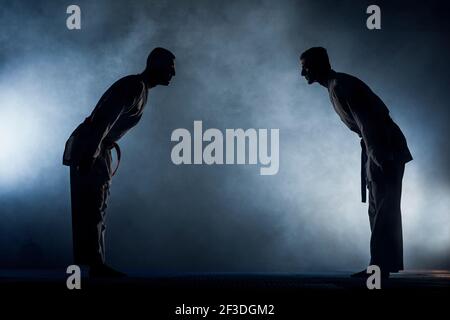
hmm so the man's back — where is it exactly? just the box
[63,74,148,167]
[328,71,412,165]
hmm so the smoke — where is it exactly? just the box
[0,0,448,271]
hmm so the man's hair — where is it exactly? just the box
[146,47,175,69]
[300,47,331,70]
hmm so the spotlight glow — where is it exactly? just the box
[0,88,43,188]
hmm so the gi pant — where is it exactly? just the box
[70,147,112,266]
[366,159,405,272]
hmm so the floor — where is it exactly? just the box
[1,269,448,317]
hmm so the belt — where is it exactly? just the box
[360,139,367,203]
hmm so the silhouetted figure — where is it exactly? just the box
[63,47,176,277]
[300,47,412,278]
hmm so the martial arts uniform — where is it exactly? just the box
[63,74,148,266]
[327,70,412,272]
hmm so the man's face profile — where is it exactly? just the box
[300,58,315,85]
[159,58,176,86]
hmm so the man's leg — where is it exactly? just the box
[351,180,380,279]
[368,161,405,273]
[70,149,125,277]
[70,165,110,266]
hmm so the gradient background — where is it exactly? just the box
[0,0,449,272]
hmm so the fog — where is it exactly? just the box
[0,0,449,272]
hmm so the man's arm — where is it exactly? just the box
[80,79,142,169]
[334,84,387,168]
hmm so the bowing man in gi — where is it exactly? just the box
[299,47,412,279]
[63,47,176,277]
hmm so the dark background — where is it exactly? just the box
[0,0,449,272]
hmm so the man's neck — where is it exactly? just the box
[140,71,157,89]
[318,69,335,88]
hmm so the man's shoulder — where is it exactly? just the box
[330,72,366,94]
[95,74,146,109]
[112,74,146,93]
[332,71,358,85]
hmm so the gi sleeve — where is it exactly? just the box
[333,84,386,168]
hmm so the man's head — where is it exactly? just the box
[300,47,331,85]
[145,47,176,86]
